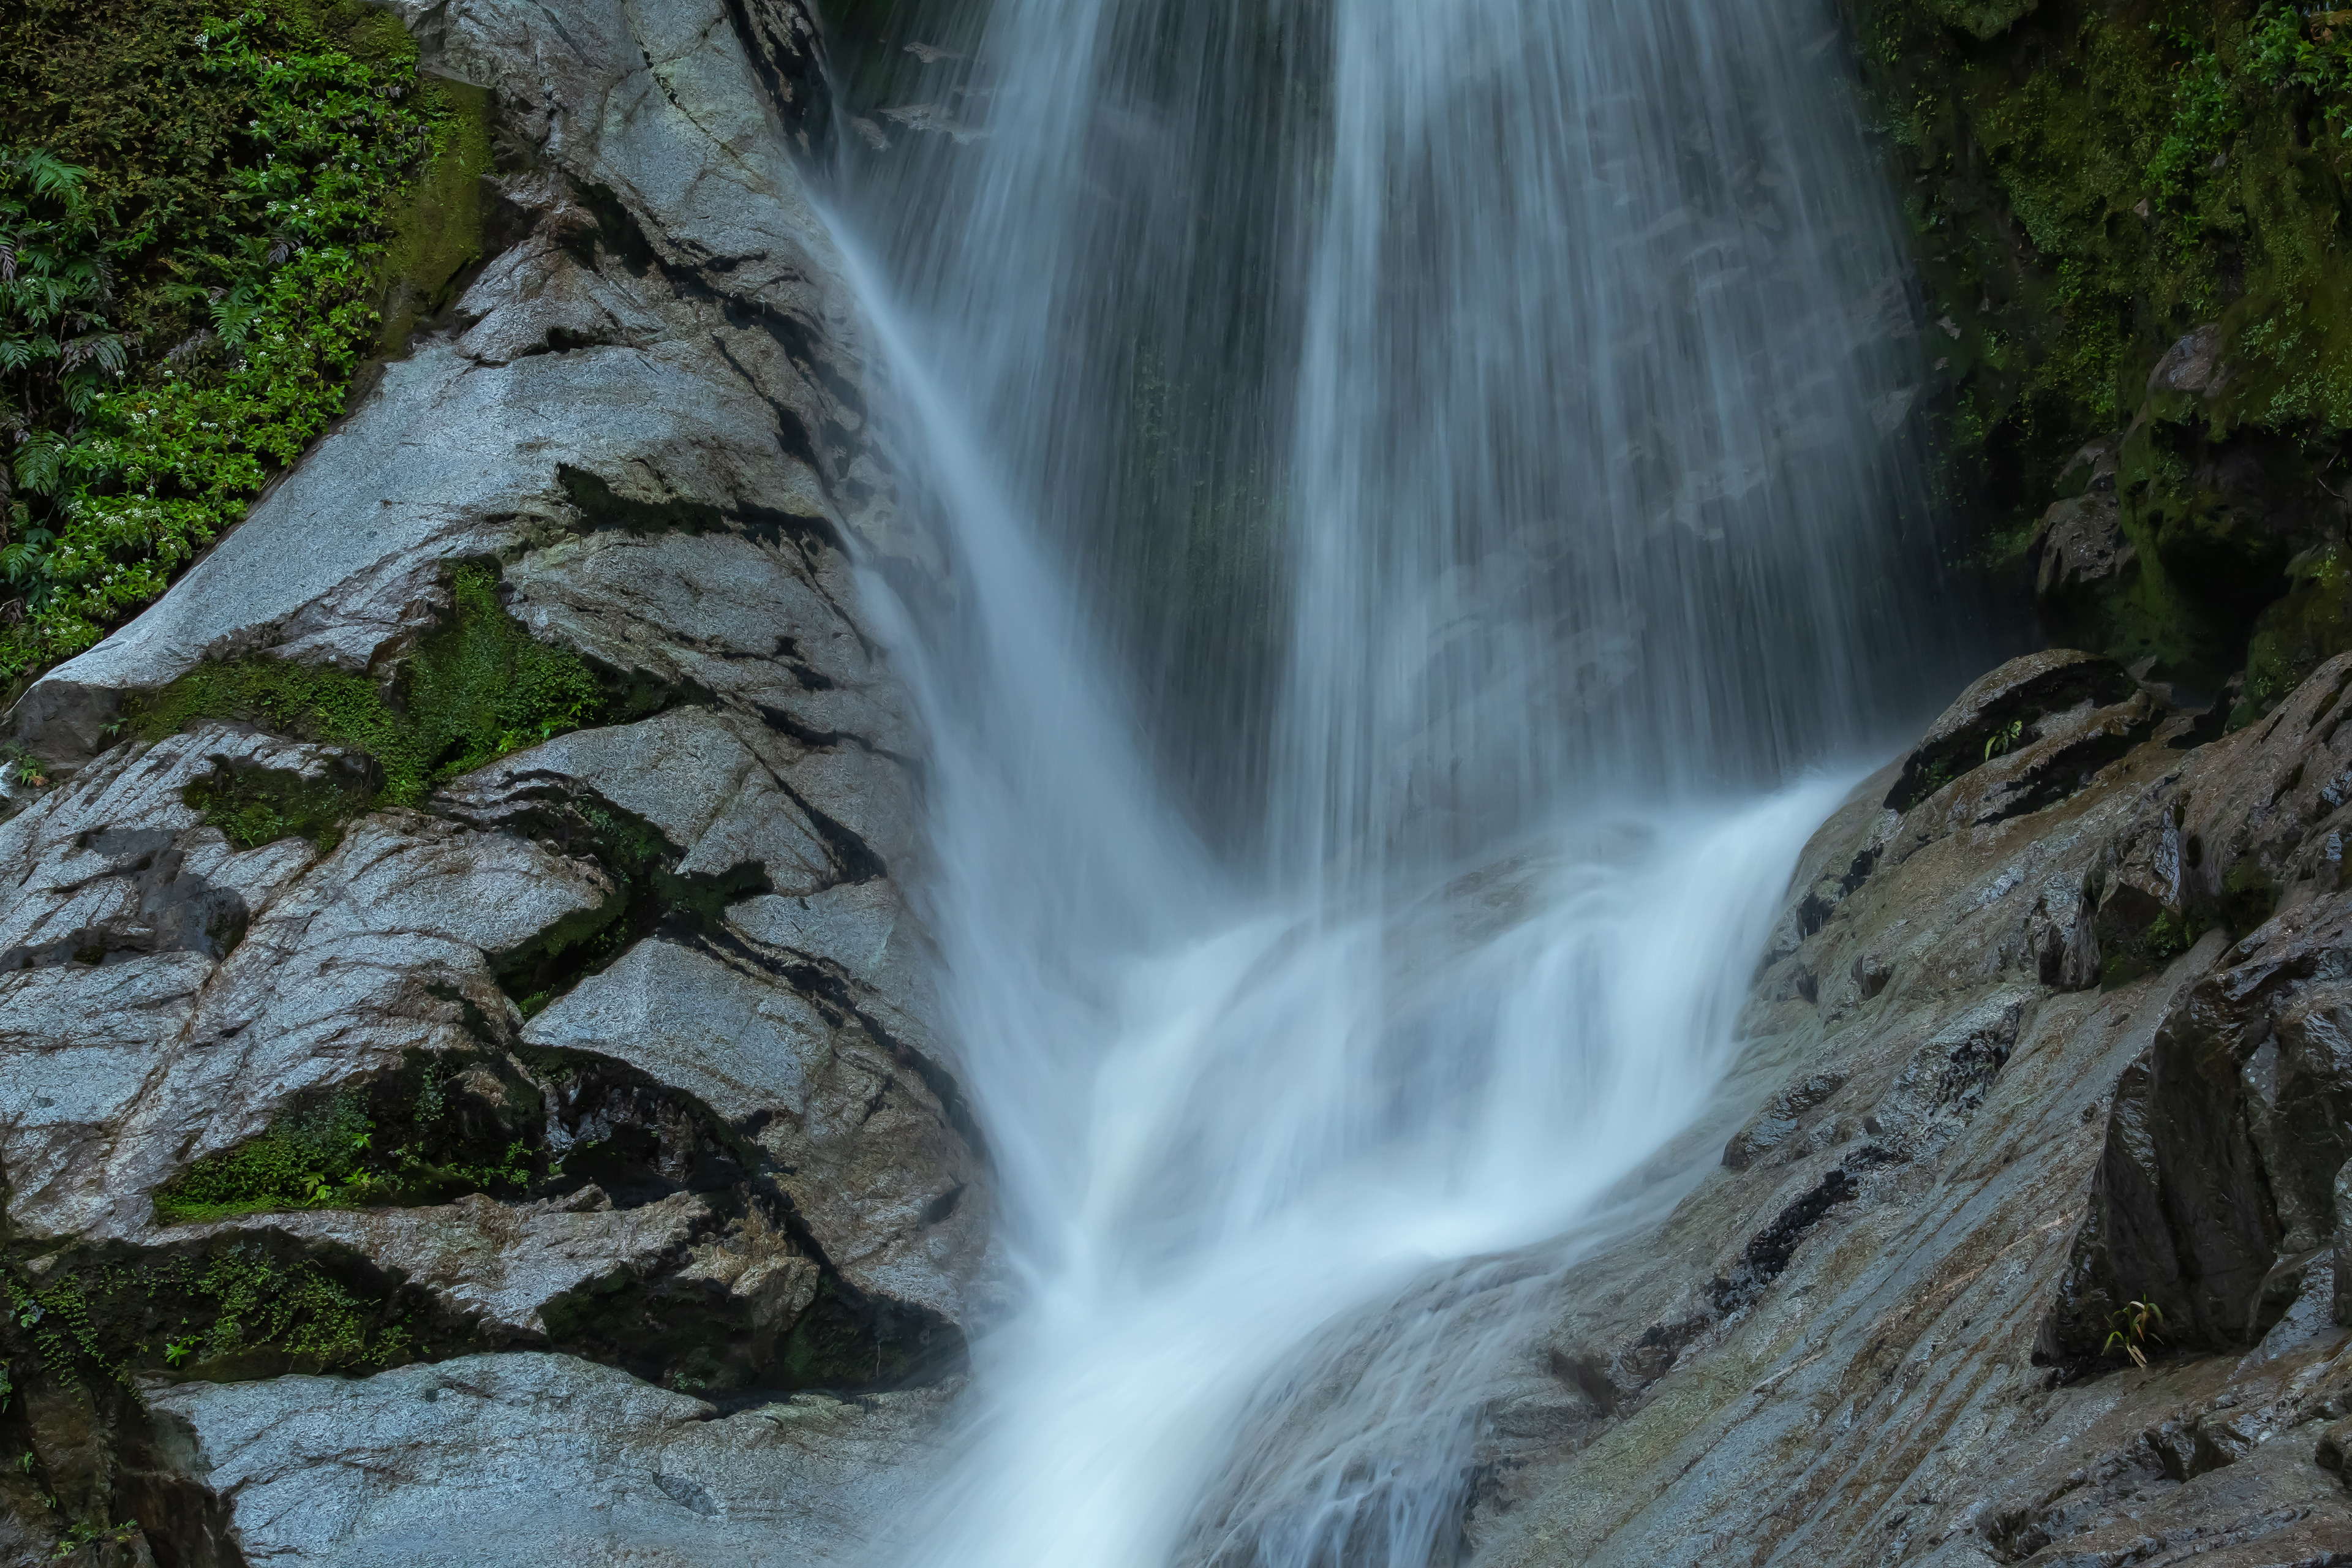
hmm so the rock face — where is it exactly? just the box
[141,1355,951,1568]
[1449,649,2352,1566]
[0,0,980,1560]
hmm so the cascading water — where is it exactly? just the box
[818,0,1975,1562]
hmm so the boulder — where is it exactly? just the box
[142,1353,951,1566]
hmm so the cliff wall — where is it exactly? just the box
[0,2,984,1562]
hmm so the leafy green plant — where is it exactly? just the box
[0,2,483,692]
[2103,1295,2165,1366]
[1983,717,2025,760]
[154,1061,543,1224]
[5,1245,413,1384]
[49,1519,138,1559]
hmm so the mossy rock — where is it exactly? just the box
[1846,0,2352,676]
[131,560,631,813]
[184,754,380,855]
[377,75,492,354]
[2236,543,2352,725]
[2094,885,2203,987]
[152,1052,546,1224]
[1923,0,2037,41]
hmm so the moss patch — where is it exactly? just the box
[2239,540,2352,722]
[183,752,379,854]
[151,1055,543,1225]
[375,75,491,355]
[129,560,625,810]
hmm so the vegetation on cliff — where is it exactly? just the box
[0,0,488,699]
[129,562,617,811]
[1847,0,2352,710]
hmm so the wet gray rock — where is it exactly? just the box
[0,0,980,1560]
[522,930,982,1325]
[2,756,614,1243]
[145,1354,953,1567]
[2339,1161,2352,1325]
[1450,649,2352,1568]
[2032,441,2133,606]
[2151,322,2228,397]
[2042,891,2352,1359]
[1875,649,2163,857]
[437,707,841,897]
[165,1188,718,1340]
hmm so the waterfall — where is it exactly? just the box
[820,0,1967,1562]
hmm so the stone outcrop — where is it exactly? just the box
[142,1354,950,1567]
[1446,649,2352,1566]
[0,0,979,1560]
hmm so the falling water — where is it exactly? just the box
[817,0,1968,1562]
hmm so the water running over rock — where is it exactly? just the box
[824,0,1967,1561]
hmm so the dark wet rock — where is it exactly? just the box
[2032,441,2134,613]
[1455,649,2352,1568]
[2150,323,2227,398]
[1723,1068,1850,1170]
[1923,0,2040,42]
[522,933,986,1325]
[1879,648,2146,820]
[2337,1161,2352,1326]
[2041,892,2352,1361]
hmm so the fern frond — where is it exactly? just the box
[58,332,129,376]
[9,150,88,203]
[12,433,64,496]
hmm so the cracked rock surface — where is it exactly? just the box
[0,0,981,1561]
[1410,650,2352,1566]
[146,1354,954,1567]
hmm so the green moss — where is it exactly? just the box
[2220,853,2283,932]
[183,754,377,853]
[2237,541,2352,723]
[375,77,490,355]
[128,561,608,808]
[152,1056,543,1225]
